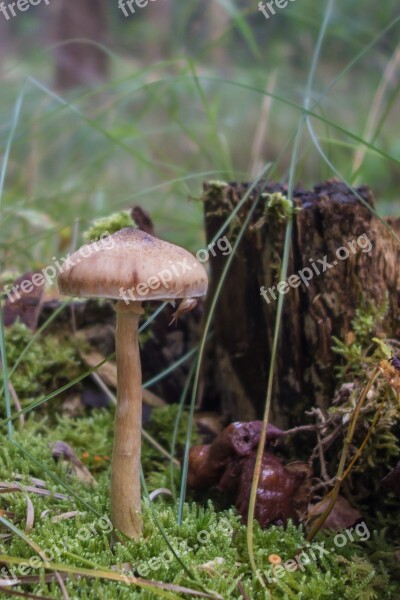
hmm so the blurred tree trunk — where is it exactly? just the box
[146,0,173,62]
[53,0,109,91]
[202,180,400,427]
[0,18,10,57]
[207,0,230,66]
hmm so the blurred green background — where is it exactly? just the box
[0,0,399,273]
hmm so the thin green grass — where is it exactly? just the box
[1,3,400,597]
[0,304,13,441]
[246,0,336,573]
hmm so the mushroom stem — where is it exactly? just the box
[111,300,143,540]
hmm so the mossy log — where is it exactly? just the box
[202,179,400,426]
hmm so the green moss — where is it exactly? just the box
[83,211,133,242]
[0,409,398,598]
[143,404,202,490]
[0,309,398,598]
[0,271,21,300]
[146,404,201,454]
[351,302,389,340]
[262,192,301,222]
[328,300,400,542]
[329,300,399,487]
[0,403,200,486]
[0,475,396,599]
[332,300,389,381]
[0,322,81,416]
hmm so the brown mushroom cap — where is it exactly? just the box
[57,227,208,301]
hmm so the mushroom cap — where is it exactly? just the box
[57,227,208,302]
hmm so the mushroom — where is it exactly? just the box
[57,227,208,539]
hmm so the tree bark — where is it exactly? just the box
[53,0,108,91]
[202,180,400,427]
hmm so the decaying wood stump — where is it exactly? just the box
[202,179,400,426]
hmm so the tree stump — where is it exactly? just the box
[202,179,400,426]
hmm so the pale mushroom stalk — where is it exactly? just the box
[57,227,208,541]
[111,300,143,539]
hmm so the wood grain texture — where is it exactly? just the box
[203,180,400,426]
